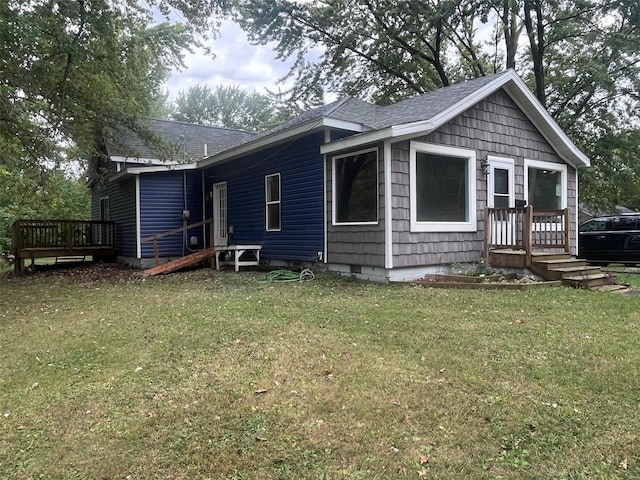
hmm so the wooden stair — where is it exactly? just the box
[144,247,217,276]
[529,253,629,292]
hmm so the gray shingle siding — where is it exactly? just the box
[326,143,386,267]
[390,89,577,267]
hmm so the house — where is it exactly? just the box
[90,69,590,282]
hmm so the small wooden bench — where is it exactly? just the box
[214,245,262,272]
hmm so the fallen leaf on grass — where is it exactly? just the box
[418,467,427,477]
[420,454,429,464]
[255,388,268,394]
[620,458,628,470]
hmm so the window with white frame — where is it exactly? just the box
[265,173,281,231]
[410,142,477,232]
[333,148,378,224]
[525,159,566,210]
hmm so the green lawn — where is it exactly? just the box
[1,265,639,479]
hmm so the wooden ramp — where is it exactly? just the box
[144,247,217,276]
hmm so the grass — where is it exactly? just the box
[1,266,639,479]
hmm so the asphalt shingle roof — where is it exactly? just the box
[107,71,517,164]
[105,119,256,163]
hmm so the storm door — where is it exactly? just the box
[213,182,228,247]
[488,158,515,246]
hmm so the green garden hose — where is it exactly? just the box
[257,268,315,283]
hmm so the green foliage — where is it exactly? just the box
[0,0,223,249]
[232,0,640,210]
[172,84,283,131]
[0,154,90,251]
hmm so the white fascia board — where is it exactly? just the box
[319,70,589,170]
[502,79,590,168]
[109,164,197,182]
[323,118,367,132]
[198,118,329,168]
[320,128,393,154]
[109,155,189,166]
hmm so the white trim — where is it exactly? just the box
[321,128,392,155]
[135,176,141,259]
[331,147,380,226]
[409,142,477,233]
[110,155,188,166]
[110,163,197,180]
[487,156,515,208]
[574,172,579,256]
[213,182,228,246]
[503,77,590,168]
[323,129,330,264]
[384,141,393,269]
[323,118,367,132]
[199,118,345,168]
[319,70,589,169]
[265,173,282,232]
[524,159,567,209]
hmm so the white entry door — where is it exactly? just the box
[213,182,228,247]
[488,158,515,245]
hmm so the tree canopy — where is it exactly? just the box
[231,0,640,211]
[171,84,277,131]
[0,0,223,250]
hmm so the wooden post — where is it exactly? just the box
[523,205,533,267]
[484,208,491,259]
[563,207,571,253]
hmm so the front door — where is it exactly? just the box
[488,158,515,245]
[213,182,228,247]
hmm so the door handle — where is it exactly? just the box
[595,235,606,239]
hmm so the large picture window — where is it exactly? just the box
[333,148,378,224]
[525,160,566,210]
[410,142,477,232]
[265,173,281,231]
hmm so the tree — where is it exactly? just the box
[0,0,223,248]
[231,0,640,210]
[171,84,310,132]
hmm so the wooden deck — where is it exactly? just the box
[485,206,570,268]
[12,219,115,273]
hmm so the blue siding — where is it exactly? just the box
[139,171,204,258]
[91,165,137,257]
[203,132,325,262]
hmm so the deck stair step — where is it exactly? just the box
[533,258,587,270]
[562,273,612,289]
[592,284,632,294]
[541,266,603,281]
[531,252,572,262]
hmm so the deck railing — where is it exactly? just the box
[485,206,570,265]
[12,219,115,252]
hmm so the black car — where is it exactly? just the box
[578,214,640,265]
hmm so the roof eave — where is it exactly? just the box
[320,70,590,169]
[198,117,367,168]
[109,163,197,182]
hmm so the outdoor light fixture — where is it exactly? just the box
[481,159,490,175]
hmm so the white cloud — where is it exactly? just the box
[166,20,293,98]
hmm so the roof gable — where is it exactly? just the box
[320,70,590,168]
